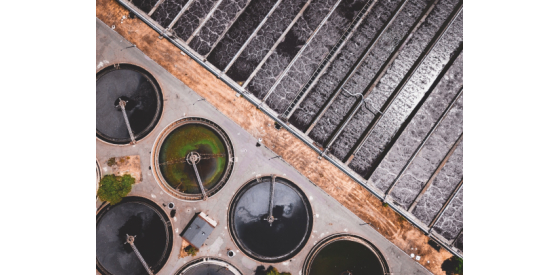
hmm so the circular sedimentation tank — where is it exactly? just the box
[153,117,234,201]
[302,234,389,275]
[96,196,173,275]
[228,176,313,262]
[97,63,163,145]
[174,258,242,275]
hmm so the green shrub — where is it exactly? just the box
[441,256,463,275]
[265,266,290,275]
[97,174,135,205]
[184,245,198,256]
[107,157,116,166]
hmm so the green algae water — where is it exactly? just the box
[158,124,228,194]
[309,240,384,275]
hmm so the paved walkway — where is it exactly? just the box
[96,18,431,275]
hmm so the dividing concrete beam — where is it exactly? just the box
[362,46,463,173]
[408,133,463,212]
[148,0,166,16]
[204,0,255,58]
[222,0,285,74]
[281,0,383,119]
[321,92,365,153]
[383,89,463,198]
[303,0,410,134]
[345,2,463,167]
[259,0,344,101]
[185,0,225,45]
[242,0,313,88]
[166,0,196,29]
[429,179,463,228]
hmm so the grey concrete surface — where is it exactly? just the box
[96,18,431,275]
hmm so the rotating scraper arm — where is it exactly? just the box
[118,98,136,144]
[264,176,278,226]
[158,153,226,166]
[191,160,208,201]
[187,152,208,201]
[125,234,153,275]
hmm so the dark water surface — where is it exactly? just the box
[230,177,312,262]
[96,198,172,275]
[178,263,236,275]
[309,240,384,275]
[96,65,162,144]
[131,0,159,13]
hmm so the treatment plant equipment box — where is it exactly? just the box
[181,212,217,249]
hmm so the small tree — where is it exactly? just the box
[441,256,463,275]
[107,157,116,166]
[265,266,290,275]
[97,174,135,205]
[184,245,198,256]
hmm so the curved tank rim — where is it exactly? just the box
[96,63,165,146]
[151,116,235,201]
[95,195,175,275]
[227,175,314,263]
[173,257,243,275]
[301,233,390,275]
